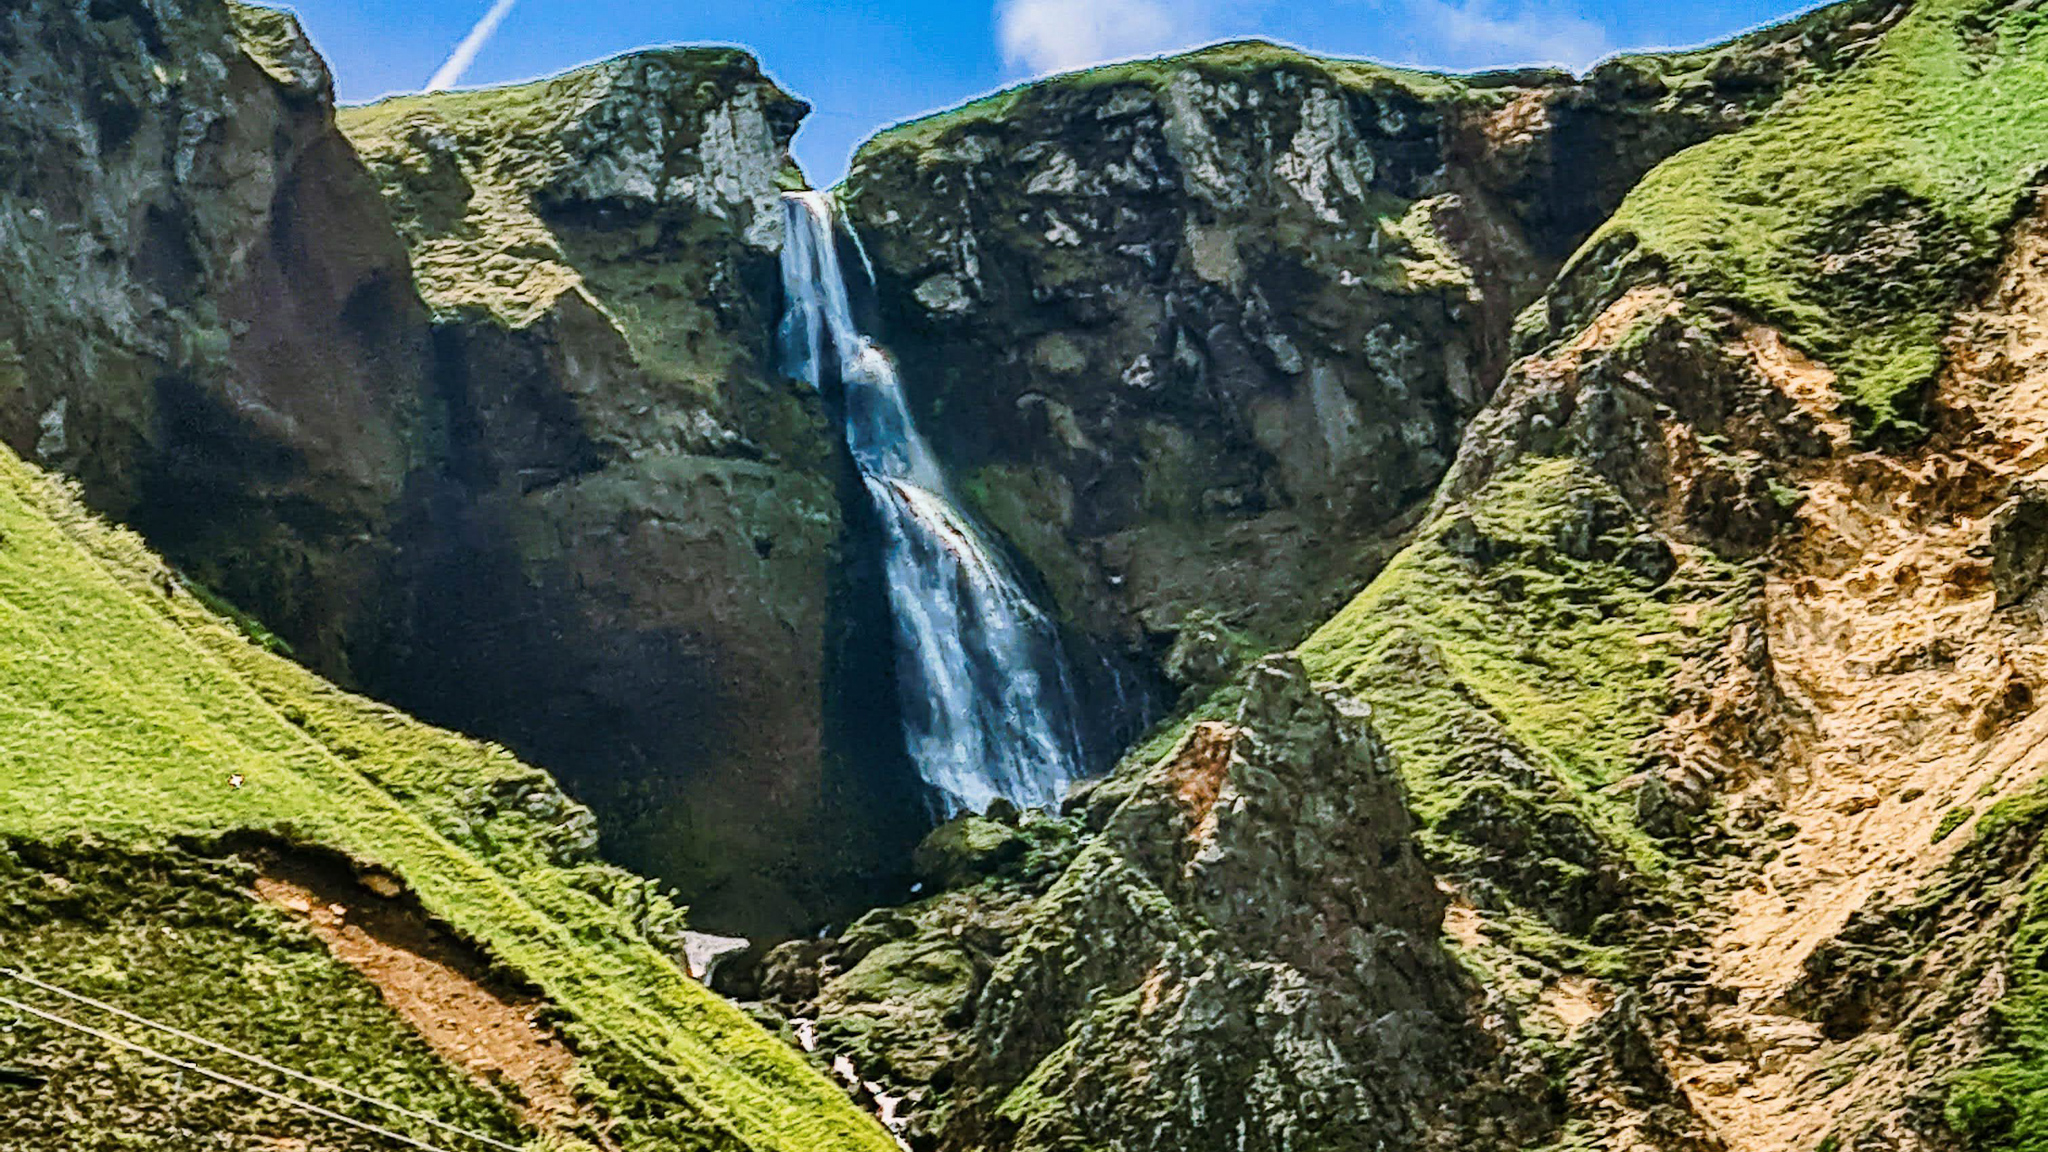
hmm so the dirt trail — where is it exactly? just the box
[1669,207,2048,1149]
[250,851,600,1142]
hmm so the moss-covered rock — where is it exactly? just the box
[912,815,1029,891]
[841,21,1890,688]
[766,656,1550,1150]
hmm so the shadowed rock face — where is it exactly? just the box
[337,52,930,938]
[0,0,428,663]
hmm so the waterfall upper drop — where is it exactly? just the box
[778,191,1087,816]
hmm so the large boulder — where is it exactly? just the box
[769,655,1544,1151]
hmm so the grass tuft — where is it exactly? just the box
[1571,0,2048,434]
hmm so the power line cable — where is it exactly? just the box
[0,967,522,1152]
[0,992,470,1152]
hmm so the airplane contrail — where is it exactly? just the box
[425,0,519,92]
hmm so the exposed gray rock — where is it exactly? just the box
[1991,479,2048,608]
[768,656,1546,1151]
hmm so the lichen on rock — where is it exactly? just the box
[764,655,1549,1150]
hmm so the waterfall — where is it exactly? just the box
[778,191,1086,817]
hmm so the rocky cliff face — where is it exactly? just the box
[0,0,924,937]
[0,0,427,661]
[337,52,925,937]
[840,6,1901,690]
[759,655,1543,1151]
[758,2,2048,1149]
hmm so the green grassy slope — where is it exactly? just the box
[1114,459,1746,980]
[1,840,532,1150]
[0,443,893,1152]
[1942,782,2048,1148]
[1297,459,1747,872]
[1572,0,2048,433]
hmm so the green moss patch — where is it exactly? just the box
[1934,804,1977,844]
[1944,779,2048,1148]
[1572,0,2048,433]
[1297,458,1749,881]
[226,2,317,91]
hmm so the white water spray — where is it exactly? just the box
[778,191,1085,816]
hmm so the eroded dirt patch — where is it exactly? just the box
[1165,721,1239,848]
[248,849,594,1138]
[1667,199,2048,1152]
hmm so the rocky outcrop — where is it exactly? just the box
[0,0,428,661]
[763,656,1544,1150]
[840,6,1902,681]
[1990,479,2048,607]
[338,52,928,937]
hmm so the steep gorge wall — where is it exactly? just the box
[840,3,1901,689]
[337,53,928,937]
[0,0,428,662]
[0,0,922,936]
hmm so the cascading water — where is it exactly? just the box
[778,191,1086,816]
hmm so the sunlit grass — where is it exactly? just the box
[0,445,892,1151]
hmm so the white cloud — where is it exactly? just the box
[995,0,1242,75]
[1404,0,1612,69]
[991,0,1616,79]
[426,0,519,92]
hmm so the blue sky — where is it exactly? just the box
[284,0,1827,185]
